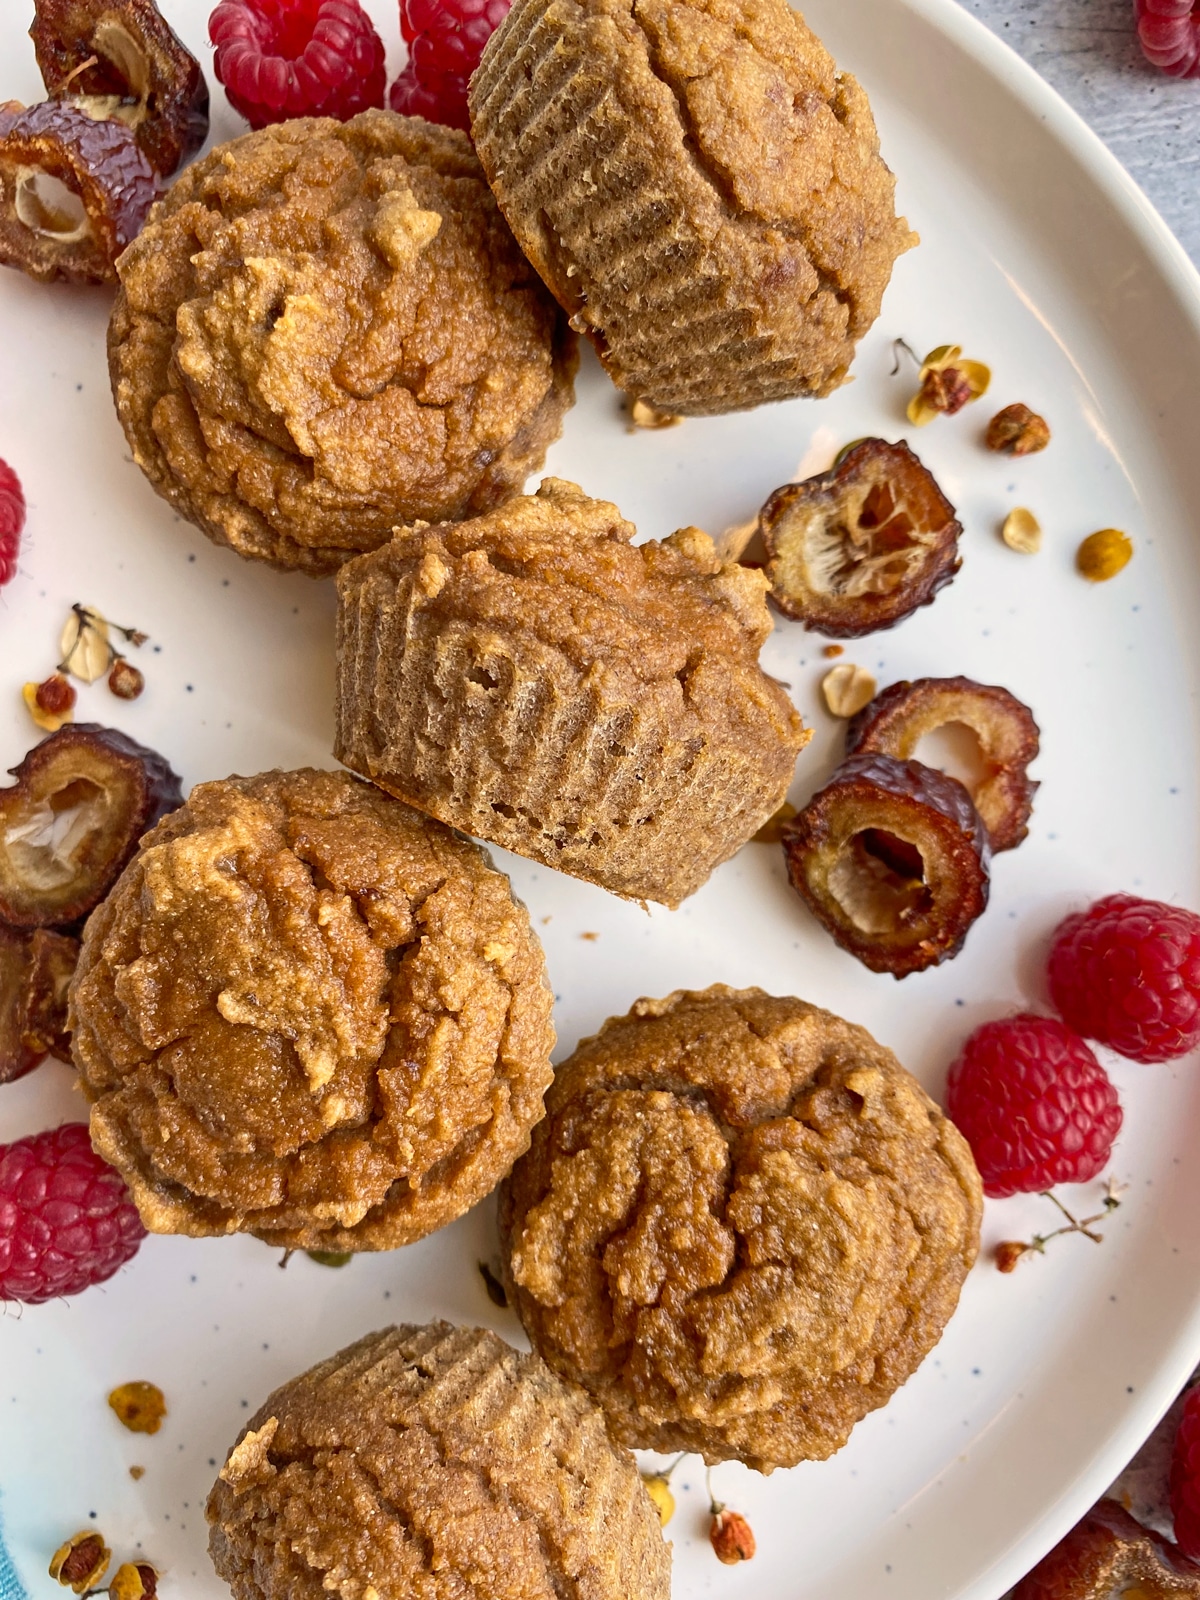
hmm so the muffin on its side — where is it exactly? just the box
[470,0,915,415]
[109,109,576,576]
[206,1322,672,1600]
[500,985,983,1471]
[335,478,810,907]
[69,768,554,1251]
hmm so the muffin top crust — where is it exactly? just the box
[109,110,576,574]
[70,768,555,1250]
[500,985,982,1469]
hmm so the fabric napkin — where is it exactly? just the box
[0,1493,29,1600]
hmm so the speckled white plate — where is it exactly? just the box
[3,1,1200,1596]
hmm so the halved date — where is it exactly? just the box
[781,751,990,977]
[0,723,183,928]
[31,0,209,177]
[0,925,79,1082]
[757,439,962,639]
[845,675,1040,851]
[0,99,156,284]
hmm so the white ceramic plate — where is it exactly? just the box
[4,1,1200,1597]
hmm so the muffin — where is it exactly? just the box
[206,1322,671,1600]
[335,478,810,907]
[470,0,915,415]
[69,768,555,1250]
[500,985,983,1470]
[109,110,577,576]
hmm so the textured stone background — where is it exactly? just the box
[967,0,1199,266]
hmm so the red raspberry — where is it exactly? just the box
[0,457,25,586]
[390,0,512,130]
[1135,0,1200,78]
[944,1015,1123,1198]
[0,1124,145,1304]
[1048,893,1200,1063]
[1172,1386,1200,1558]
[209,0,386,130]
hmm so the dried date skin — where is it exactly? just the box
[31,0,209,177]
[845,675,1040,851]
[0,925,79,1082]
[0,723,183,928]
[1011,1497,1200,1600]
[758,438,962,639]
[0,100,156,284]
[782,751,990,977]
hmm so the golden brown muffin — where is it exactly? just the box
[206,1322,672,1600]
[69,769,554,1250]
[469,0,915,416]
[335,478,810,907]
[109,110,577,576]
[500,985,982,1471]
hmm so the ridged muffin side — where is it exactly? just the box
[207,1322,671,1600]
[470,0,915,415]
[335,478,809,906]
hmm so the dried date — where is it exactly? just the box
[781,751,990,977]
[0,99,155,284]
[757,439,962,639]
[31,0,209,176]
[0,925,78,1082]
[845,675,1040,851]
[0,723,183,928]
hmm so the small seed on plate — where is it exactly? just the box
[1001,507,1041,554]
[822,663,876,718]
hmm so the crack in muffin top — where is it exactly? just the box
[500,984,982,1469]
[69,768,555,1251]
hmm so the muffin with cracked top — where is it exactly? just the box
[470,0,915,414]
[335,477,809,908]
[206,1321,671,1600]
[109,109,576,575]
[500,984,982,1470]
[69,767,555,1251]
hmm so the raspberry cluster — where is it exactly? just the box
[209,0,513,132]
[946,894,1200,1196]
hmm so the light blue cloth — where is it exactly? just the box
[0,1493,29,1600]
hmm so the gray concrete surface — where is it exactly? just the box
[966,0,1199,266]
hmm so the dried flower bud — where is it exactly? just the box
[1001,508,1042,555]
[986,403,1050,455]
[629,398,681,430]
[822,643,844,658]
[907,345,991,427]
[995,1240,1030,1273]
[305,1249,352,1267]
[822,663,877,718]
[108,657,145,700]
[109,1562,159,1600]
[642,1474,675,1527]
[108,1380,166,1434]
[752,801,797,844]
[59,604,112,683]
[23,673,76,731]
[49,1531,111,1593]
[710,1508,756,1564]
[1077,528,1132,582]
